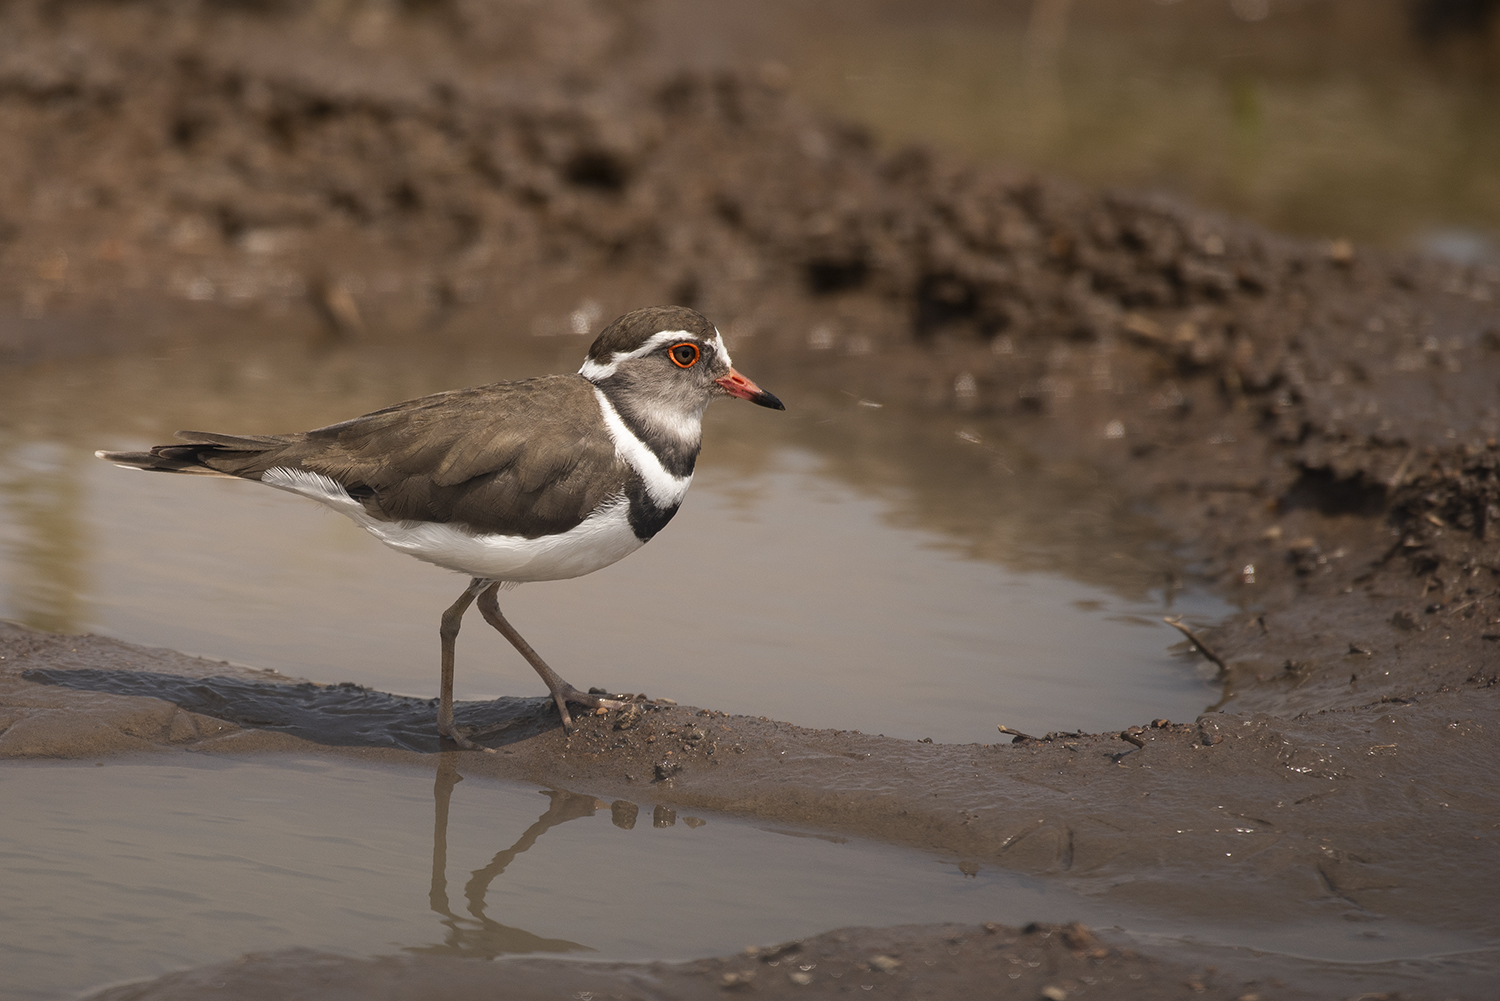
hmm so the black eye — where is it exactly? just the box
[669,342,700,368]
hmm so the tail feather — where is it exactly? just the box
[94,448,237,475]
[96,430,297,478]
[173,431,290,450]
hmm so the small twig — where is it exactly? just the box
[1119,730,1146,748]
[997,724,1039,742]
[1387,447,1416,490]
[1163,615,1229,675]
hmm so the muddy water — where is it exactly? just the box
[0,331,1227,742]
[0,754,1093,1000]
[3,752,1483,1001]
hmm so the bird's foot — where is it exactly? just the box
[550,685,628,731]
[438,725,497,753]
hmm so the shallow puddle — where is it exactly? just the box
[2,755,1481,1001]
[0,332,1228,742]
[0,332,1231,742]
[0,755,1091,1000]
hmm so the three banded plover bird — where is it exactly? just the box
[97,306,784,749]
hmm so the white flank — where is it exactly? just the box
[260,466,645,582]
[578,328,732,380]
[260,467,365,514]
[589,388,693,509]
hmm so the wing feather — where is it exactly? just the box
[125,375,627,538]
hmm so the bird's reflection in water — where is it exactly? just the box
[409,752,600,958]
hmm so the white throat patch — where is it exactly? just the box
[590,387,693,509]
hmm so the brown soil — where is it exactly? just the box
[5,620,1498,998]
[2,1,1499,998]
[80,922,1278,1001]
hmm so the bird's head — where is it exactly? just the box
[579,307,785,418]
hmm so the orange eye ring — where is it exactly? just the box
[668,342,700,368]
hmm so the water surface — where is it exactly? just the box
[0,755,1090,1000]
[0,333,1227,742]
[1,755,1477,1001]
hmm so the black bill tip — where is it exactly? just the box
[752,390,786,411]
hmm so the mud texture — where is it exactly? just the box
[2,1,1500,998]
[5,622,1498,999]
[82,923,1269,1001]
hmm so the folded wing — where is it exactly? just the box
[98,375,625,538]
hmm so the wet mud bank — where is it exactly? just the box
[4,623,1498,998]
[78,923,1247,1001]
[2,0,1499,997]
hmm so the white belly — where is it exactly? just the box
[260,466,645,582]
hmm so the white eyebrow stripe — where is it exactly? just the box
[578,329,696,381]
[590,386,693,508]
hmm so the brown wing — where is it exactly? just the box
[116,375,627,538]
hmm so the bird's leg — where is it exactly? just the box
[475,582,625,731]
[437,577,492,751]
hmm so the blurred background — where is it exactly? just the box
[2,0,1497,354]
[674,0,1500,257]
